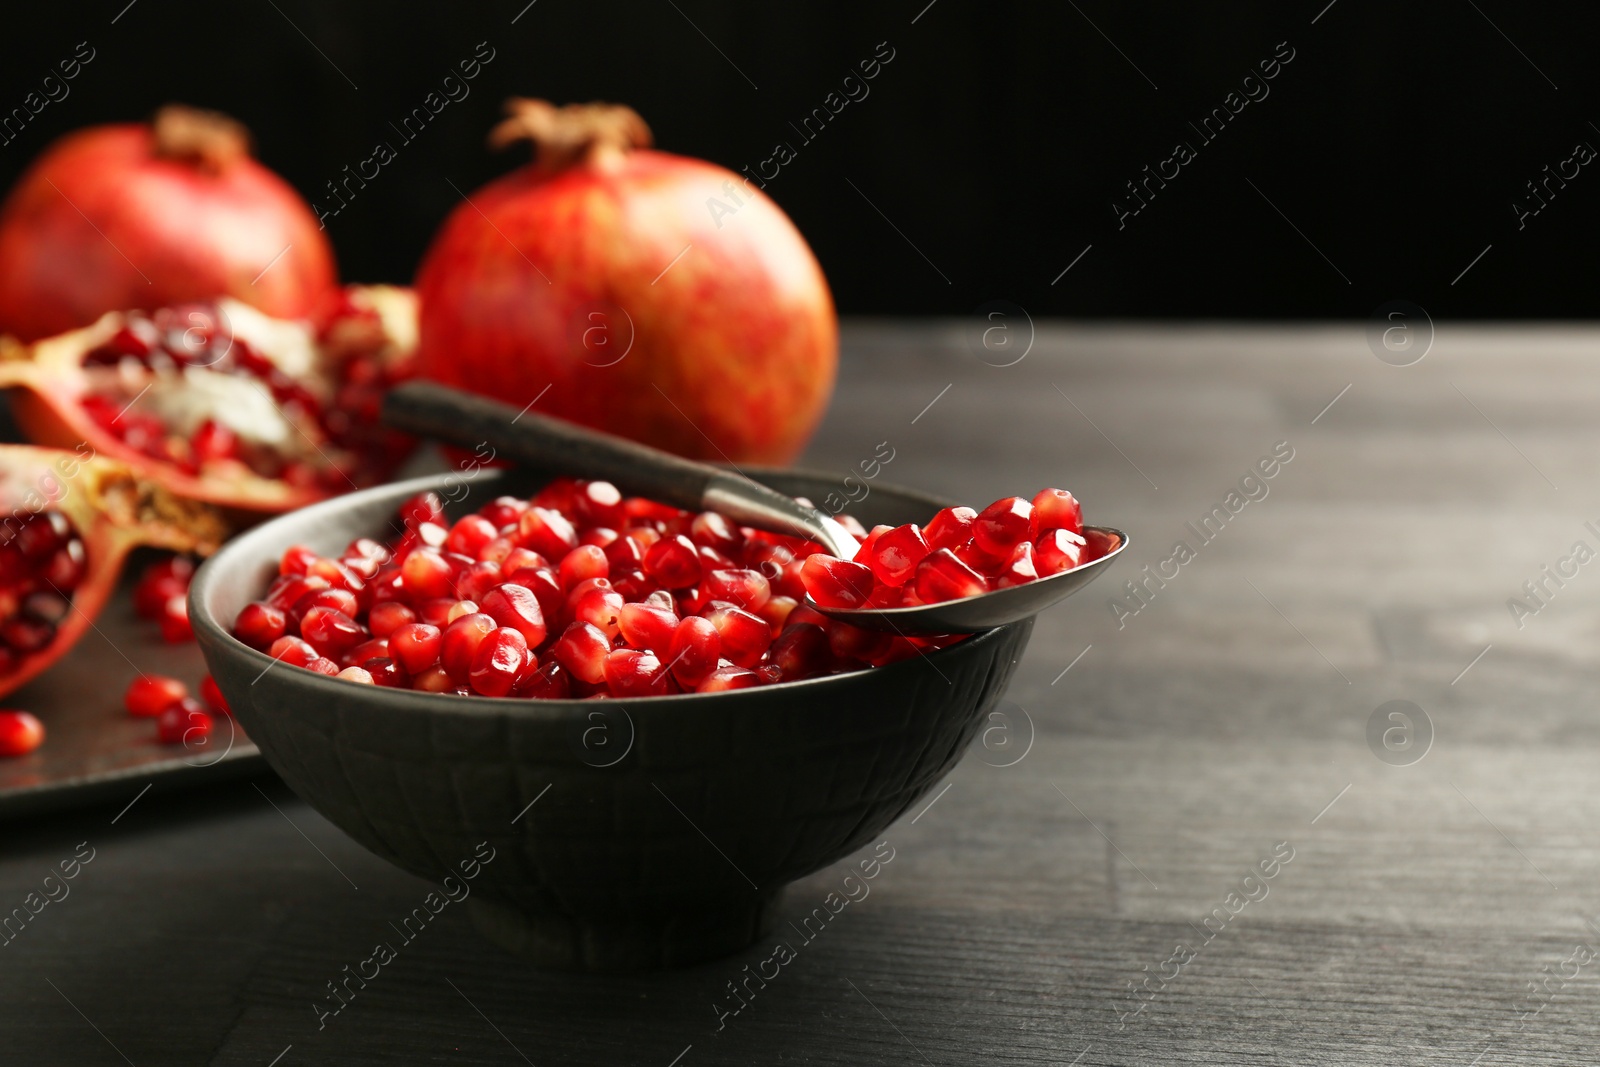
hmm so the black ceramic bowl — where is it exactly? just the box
[191,468,1032,971]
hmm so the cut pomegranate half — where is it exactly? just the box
[0,446,224,699]
[0,285,418,513]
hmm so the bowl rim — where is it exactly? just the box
[190,466,1019,717]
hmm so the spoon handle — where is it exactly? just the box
[383,381,720,510]
[381,382,861,557]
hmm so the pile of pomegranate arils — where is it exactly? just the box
[800,488,1108,610]
[79,297,408,493]
[227,480,1102,699]
[0,510,88,671]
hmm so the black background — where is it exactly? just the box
[0,0,1595,317]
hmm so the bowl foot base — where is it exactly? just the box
[467,891,783,972]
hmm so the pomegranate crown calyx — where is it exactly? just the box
[489,98,652,171]
[152,104,253,174]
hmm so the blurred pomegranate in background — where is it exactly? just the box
[414,98,837,464]
[0,104,337,342]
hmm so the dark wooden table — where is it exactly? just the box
[5,321,1596,1065]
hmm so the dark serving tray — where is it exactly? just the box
[0,557,267,821]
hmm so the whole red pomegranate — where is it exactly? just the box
[0,104,337,343]
[415,99,836,464]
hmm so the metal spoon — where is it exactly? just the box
[381,382,1126,634]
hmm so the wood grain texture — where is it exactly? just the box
[3,322,1598,1065]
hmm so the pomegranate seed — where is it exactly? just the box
[43,543,85,591]
[690,511,743,554]
[367,600,416,638]
[574,480,625,528]
[412,666,452,691]
[389,623,442,674]
[341,637,390,668]
[454,560,504,602]
[800,555,875,609]
[291,587,359,625]
[336,666,376,685]
[826,619,892,662]
[518,506,578,558]
[1034,529,1086,575]
[515,661,571,699]
[610,570,650,603]
[0,617,52,652]
[1031,488,1083,536]
[553,621,610,685]
[15,511,67,561]
[159,596,193,643]
[507,566,566,627]
[345,537,390,562]
[341,554,381,580]
[124,674,187,717]
[480,496,527,528]
[300,605,367,655]
[697,545,736,572]
[445,515,497,557]
[758,594,798,634]
[308,557,364,593]
[702,568,770,611]
[308,657,341,675]
[972,497,1034,558]
[603,648,672,697]
[1082,528,1120,563]
[923,506,977,552]
[193,419,239,464]
[157,698,212,744]
[868,524,930,588]
[200,675,230,716]
[696,665,762,693]
[266,574,328,611]
[362,658,409,688]
[401,548,454,600]
[770,623,832,680]
[644,534,703,589]
[570,580,624,639]
[618,602,678,655]
[134,555,194,617]
[479,583,547,647]
[502,547,546,573]
[439,613,497,684]
[954,537,1007,575]
[914,548,988,603]
[469,627,532,697]
[0,710,44,757]
[412,597,456,628]
[604,533,645,571]
[702,602,771,667]
[534,477,580,515]
[558,545,610,591]
[398,491,447,530]
[477,536,516,565]
[268,635,319,667]
[133,571,189,619]
[228,604,288,646]
[665,616,720,688]
[997,541,1040,588]
[852,525,892,565]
